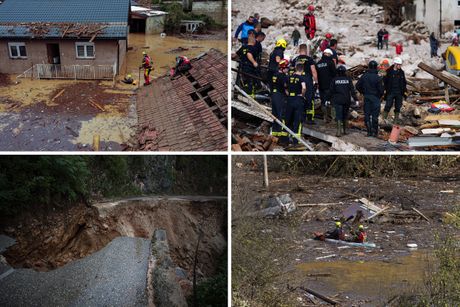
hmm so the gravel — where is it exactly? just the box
[0,237,150,307]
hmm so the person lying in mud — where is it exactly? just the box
[171,56,192,78]
[122,74,134,85]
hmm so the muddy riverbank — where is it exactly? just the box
[232,160,460,305]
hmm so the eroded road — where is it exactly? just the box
[0,237,150,307]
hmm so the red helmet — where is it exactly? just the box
[325,33,332,39]
[308,5,315,11]
[278,59,289,69]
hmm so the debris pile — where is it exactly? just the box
[398,20,430,36]
[122,125,164,151]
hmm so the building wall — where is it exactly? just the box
[0,39,122,75]
[118,39,127,74]
[414,0,460,35]
[192,0,227,25]
[146,15,166,34]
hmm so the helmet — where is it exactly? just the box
[325,33,332,39]
[337,65,347,75]
[142,51,147,56]
[276,38,287,49]
[323,48,333,55]
[394,57,403,65]
[127,74,132,78]
[335,221,342,227]
[308,5,315,11]
[278,58,290,69]
[359,225,364,230]
[381,58,390,65]
[368,60,378,69]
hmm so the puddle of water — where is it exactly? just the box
[123,33,227,79]
[297,251,431,298]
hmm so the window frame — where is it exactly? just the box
[8,42,27,59]
[75,42,95,59]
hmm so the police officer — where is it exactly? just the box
[316,48,337,123]
[328,65,358,137]
[271,59,289,139]
[239,33,259,97]
[383,57,407,124]
[282,63,307,145]
[291,44,318,124]
[268,39,287,89]
[356,60,384,137]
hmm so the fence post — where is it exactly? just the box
[74,65,77,80]
[94,66,96,80]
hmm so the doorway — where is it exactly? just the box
[46,43,61,64]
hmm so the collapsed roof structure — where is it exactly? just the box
[136,49,228,151]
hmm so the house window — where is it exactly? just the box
[75,42,95,59]
[8,42,27,59]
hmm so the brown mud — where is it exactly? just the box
[232,162,460,305]
[2,196,226,278]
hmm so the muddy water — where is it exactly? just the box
[297,251,432,303]
[123,33,227,79]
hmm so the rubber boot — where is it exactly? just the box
[336,121,342,137]
[343,120,348,135]
[393,112,400,125]
[365,121,372,136]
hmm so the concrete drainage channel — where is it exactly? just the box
[0,196,226,306]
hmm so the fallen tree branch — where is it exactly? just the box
[300,286,339,305]
[412,207,430,223]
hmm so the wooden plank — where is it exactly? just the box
[418,62,460,90]
[424,114,460,121]
[51,89,65,102]
[297,202,343,207]
[412,207,430,222]
[415,94,460,101]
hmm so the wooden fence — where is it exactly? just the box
[17,63,116,80]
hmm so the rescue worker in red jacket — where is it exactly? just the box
[172,56,192,77]
[352,225,367,243]
[320,33,332,52]
[140,51,153,86]
[303,5,316,40]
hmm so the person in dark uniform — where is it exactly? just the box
[282,63,307,145]
[270,59,289,139]
[382,57,407,124]
[239,33,259,97]
[328,65,358,137]
[290,44,318,124]
[267,39,287,89]
[356,60,384,137]
[254,32,266,66]
[316,48,337,123]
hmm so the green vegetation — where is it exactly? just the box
[161,3,221,34]
[254,155,460,178]
[0,156,227,217]
[192,251,227,306]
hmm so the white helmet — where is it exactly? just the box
[323,48,333,55]
[394,57,403,65]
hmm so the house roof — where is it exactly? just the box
[137,49,228,151]
[0,0,130,39]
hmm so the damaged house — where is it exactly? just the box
[0,0,130,77]
[136,49,228,151]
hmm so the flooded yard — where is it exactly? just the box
[0,31,226,151]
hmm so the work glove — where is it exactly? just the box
[325,101,331,107]
[403,91,408,99]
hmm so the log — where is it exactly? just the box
[300,287,339,305]
[418,62,460,90]
[298,202,343,207]
[88,99,105,112]
[415,94,460,101]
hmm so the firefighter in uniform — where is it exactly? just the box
[271,59,289,139]
[290,44,318,124]
[281,63,307,145]
[268,39,287,89]
[140,51,153,86]
[239,33,259,97]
